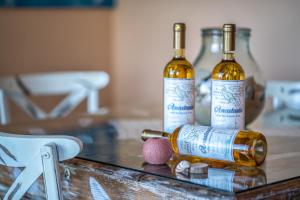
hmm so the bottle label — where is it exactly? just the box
[177,125,238,162]
[164,78,195,133]
[211,80,245,129]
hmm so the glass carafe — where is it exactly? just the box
[194,28,265,125]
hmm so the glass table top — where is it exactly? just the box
[38,107,300,193]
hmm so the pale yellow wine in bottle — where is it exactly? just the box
[211,24,245,129]
[142,124,267,167]
[163,23,195,133]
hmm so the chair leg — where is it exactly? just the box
[41,143,63,200]
[0,90,10,125]
[87,90,99,114]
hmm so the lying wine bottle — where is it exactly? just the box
[142,125,267,167]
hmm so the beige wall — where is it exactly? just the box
[0,9,112,108]
[0,0,300,115]
[112,0,300,109]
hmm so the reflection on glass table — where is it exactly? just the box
[29,114,298,194]
[143,155,267,192]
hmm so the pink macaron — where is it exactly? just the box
[143,138,173,165]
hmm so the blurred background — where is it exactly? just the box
[0,0,299,119]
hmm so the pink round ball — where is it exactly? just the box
[143,138,173,165]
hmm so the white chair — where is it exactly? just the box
[0,132,83,200]
[266,81,300,110]
[0,71,110,124]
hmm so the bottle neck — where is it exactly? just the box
[222,52,235,61]
[222,25,236,61]
[174,48,185,59]
[173,24,186,59]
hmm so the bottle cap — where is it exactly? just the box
[173,23,186,49]
[141,129,168,141]
[174,23,186,32]
[223,24,236,32]
[223,23,236,52]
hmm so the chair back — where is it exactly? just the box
[0,71,109,124]
[266,81,300,110]
[0,132,83,200]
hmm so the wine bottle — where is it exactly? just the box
[141,124,267,167]
[211,24,245,129]
[163,23,195,133]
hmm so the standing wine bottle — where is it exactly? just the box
[141,124,267,167]
[211,24,245,129]
[164,23,195,133]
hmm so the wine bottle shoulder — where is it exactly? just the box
[164,58,194,79]
[211,60,245,81]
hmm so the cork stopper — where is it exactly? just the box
[189,163,209,174]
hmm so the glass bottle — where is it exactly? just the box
[142,124,267,167]
[194,27,265,126]
[163,23,195,133]
[211,24,245,129]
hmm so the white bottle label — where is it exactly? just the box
[211,80,245,129]
[177,125,238,162]
[164,78,195,133]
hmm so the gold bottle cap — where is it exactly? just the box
[174,23,186,32]
[173,23,186,49]
[223,24,236,32]
[141,129,168,141]
[223,24,236,52]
